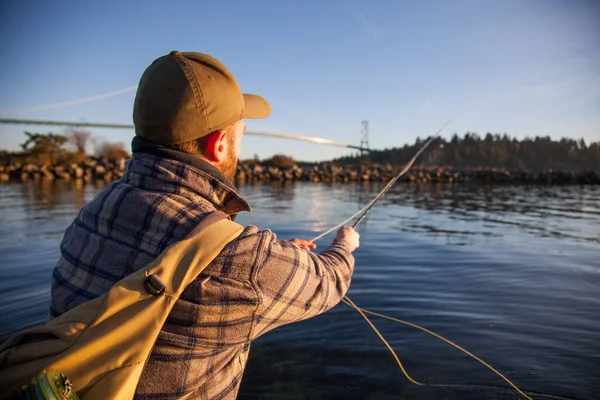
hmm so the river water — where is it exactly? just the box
[0,180,598,399]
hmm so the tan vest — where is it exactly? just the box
[0,217,244,399]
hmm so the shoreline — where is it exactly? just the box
[1,159,599,185]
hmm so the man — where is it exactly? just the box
[50,51,360,399]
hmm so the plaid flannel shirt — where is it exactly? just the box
[50,151,355,399]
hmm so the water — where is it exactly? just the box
[0,180,599,399]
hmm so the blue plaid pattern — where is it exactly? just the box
[50,153,355,399]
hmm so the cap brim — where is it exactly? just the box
[242,93,271,119]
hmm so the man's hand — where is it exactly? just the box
[331,226,360,252]
[290,238,317,251]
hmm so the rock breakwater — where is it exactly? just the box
[1,160,598,185]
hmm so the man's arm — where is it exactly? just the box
[250,227,359,339]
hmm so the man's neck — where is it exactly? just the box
[130,136,236,191]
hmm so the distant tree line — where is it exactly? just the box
[0,131,130,165]
[335,133,600,172]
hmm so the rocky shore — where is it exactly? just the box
[0,159,127,183]
[1,159,598,185]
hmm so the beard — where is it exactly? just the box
[220,151,238,183]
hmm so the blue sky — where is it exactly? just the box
[1,0,599,161]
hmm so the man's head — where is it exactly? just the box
[168,118,245,181]
[132,51,270,180]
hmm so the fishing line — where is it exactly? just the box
[341,297,534,400]
[311,120,533,399]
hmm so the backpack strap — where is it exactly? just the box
[0,214,245,398]
[143,214,244,297]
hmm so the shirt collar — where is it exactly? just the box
[130,136,251,216]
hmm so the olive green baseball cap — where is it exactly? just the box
[133,50,271,145]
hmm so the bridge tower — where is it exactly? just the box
[360,120,370,162]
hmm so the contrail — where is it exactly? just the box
[0,86,138,115]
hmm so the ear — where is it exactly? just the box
[203,130,227,162]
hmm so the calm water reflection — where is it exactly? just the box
[0,180,598,399]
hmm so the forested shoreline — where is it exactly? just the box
[335,133,599,172]
[1,131,598,185]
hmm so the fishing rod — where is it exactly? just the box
[0,118,369,152]
[306,119,534,400]
[310,120,452,242]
